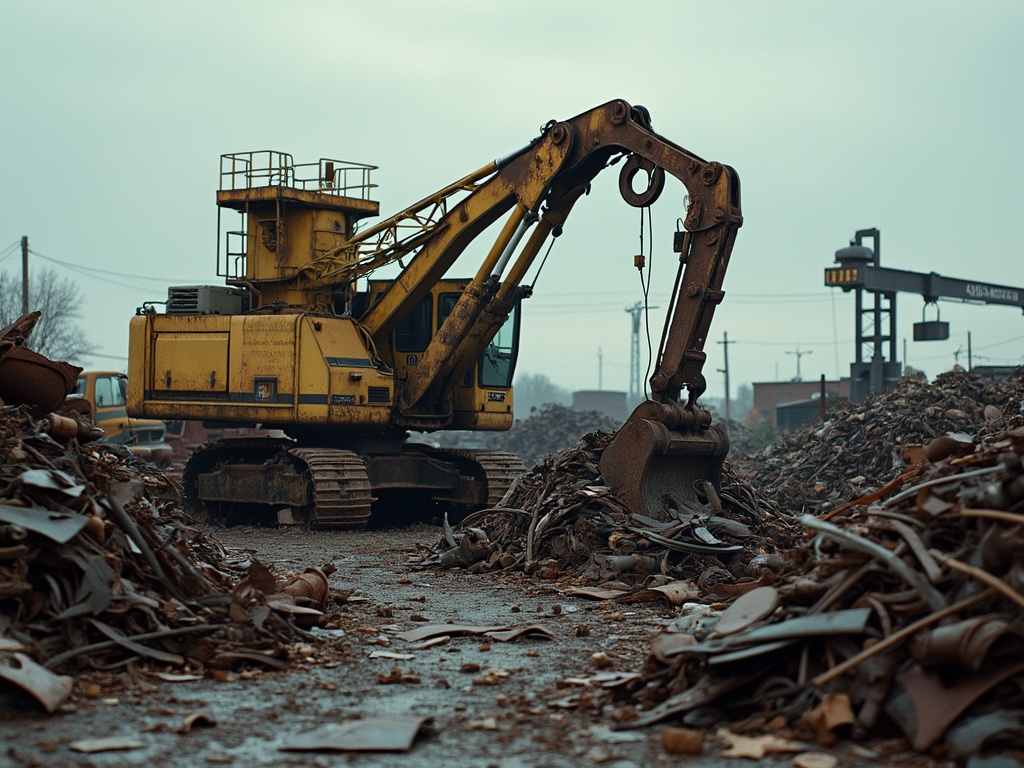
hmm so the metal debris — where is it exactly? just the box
[433,403,620,467]
[0,399,343,712]
[739,369,1024,515]
[68,736,147,754]
[417,430,798,586]
[278,716,432,753]
[596,373,1024,757]
[0,312,81,418]
[394,623,555,644]
[0,652,73,713]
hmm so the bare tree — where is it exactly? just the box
[0,267,98,363]
[514,372,571,415]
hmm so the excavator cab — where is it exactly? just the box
[366,278,520,432]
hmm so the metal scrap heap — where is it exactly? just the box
[433,370,1024,756]
[742,369,1024,514]
[612,414,1024,757]
[425,430,800,585]
[0,402,334,714]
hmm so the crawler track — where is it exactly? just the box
[288,447,373,530]
[443,449,526,507]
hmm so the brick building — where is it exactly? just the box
[752,378,851,428]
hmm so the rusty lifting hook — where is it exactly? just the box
[618,154,665,208]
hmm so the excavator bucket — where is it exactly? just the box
[599,412,729,518]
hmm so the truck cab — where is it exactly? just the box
[72,371,173,467]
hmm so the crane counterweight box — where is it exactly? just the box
[913,320,950,341]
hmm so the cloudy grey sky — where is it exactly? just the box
[2,1,1022,401]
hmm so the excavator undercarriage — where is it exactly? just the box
[184,439,524,529]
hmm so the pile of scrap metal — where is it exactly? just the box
[605,418,1024,758]
[419,430,801,586]
[0,311,99,443]
[0,330,336,715]
[480,404,621,468]
[741,368,1024,515]
[431,403,621,468]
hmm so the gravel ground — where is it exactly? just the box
[0,525,931,768]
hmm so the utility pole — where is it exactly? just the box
[717,331,735,421]
[625,301,658,402]
[786,347,813,381]
[968,332,972,371]
[21,236,29,315]
[626,302,642,401]
[598,347,603,390]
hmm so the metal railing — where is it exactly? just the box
[219,151,377,200]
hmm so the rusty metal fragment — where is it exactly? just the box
[394,624,512,643]
[945,710,1024,760]
[0,504,87,543]
[887,661,1024,751]
[69,737,146,753]
[485,625,556,642]
[0,313,81,419]
[279,717,432,753]
[712,585,779,636]
[0,652,73,713]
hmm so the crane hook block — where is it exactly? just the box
[619,154,666,208]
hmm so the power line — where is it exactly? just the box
[28,248,200,284]
[973,333,1024,352]
[23,249,186,293]
[729,338,852,347]
[0,240,20,265]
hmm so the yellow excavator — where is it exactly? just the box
[127,99,741,528]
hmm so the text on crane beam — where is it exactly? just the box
[965,284,1020,302]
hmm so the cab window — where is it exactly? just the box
[395,294,432,352]
[479,302,520,388]
[94,376,126,408]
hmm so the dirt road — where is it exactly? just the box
[0,525,916,768]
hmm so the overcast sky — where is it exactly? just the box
[2,1,1022,403]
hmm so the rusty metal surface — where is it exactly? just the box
[0,402,341,714]
[417,430,795,584]
[0,345,80,417]
[600,418,729,515]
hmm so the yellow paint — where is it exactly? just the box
[129,311,394,429]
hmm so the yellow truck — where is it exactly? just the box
[72,371,173,467]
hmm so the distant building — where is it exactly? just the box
[972,365,1019,381]
[752,378,851,428]
[572,390,628,422]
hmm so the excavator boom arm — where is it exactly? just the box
[353,99,741,412]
